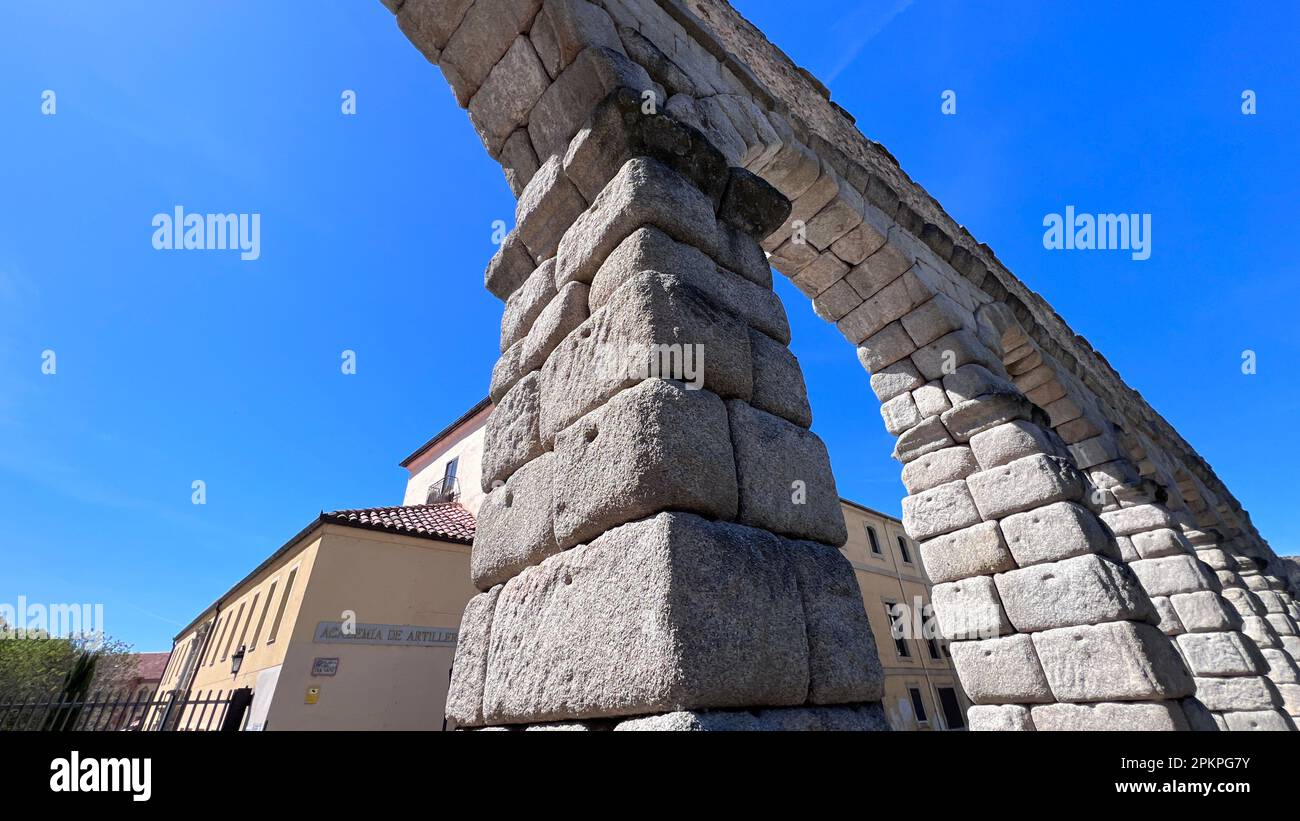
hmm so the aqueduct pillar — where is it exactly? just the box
[382,0,1296,730]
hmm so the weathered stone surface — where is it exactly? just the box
[912,381,952,418]
[901,293,971,348]
[804,175,865,249]
[445,585,501,727]
[969,420,1061,471]
[845,235,912,299]
[792,252,850,297]
[932,576,1012,641]
[1031,621,1195,702]
[1131,528,1191,560]
[912,328,1003,381]
[901,446,978,494]
[999,501,1115,567]
[995,554,1152,633]
[556,157,720,288]
[559,86,640,201]
[521,280,590,371]
[1067,434,1124,471]
[856,321,917,374]
[587,225,790,343]
[1099,504,1176,537]
[532,0,624,77]
[396,0,474,63]
[1151,595,1185,635]
[967,704,1034,731]
[728,399,846,546]
[1222,710,1294,731]
[788,540,885,703]
[1265,612,1297,636]
[870,358,924,402]
[1175,631,1261,676]
[918,521,1015,584]
[587,224,711,305]
[765,161,839,248]
[515,155,587,261]
[616,23,698,98]
[613,703,890,731]
[718,222,773,288]
[967,454,1083,520]
[828,202,889,264]
[942,363,1019,405]
[529,46,652,161]
[1260,648,1300,683]
[749,329,812,427]
[837,268,931,344]
[539,269,751,443]
[1242,615,1279,648]
[481,371,543,489]
[901,479,981,541]
[468,35,551,156]
[880,392,922,437]
[1029,702,1188,731]
[472,453,558,590]
[551,378,738,549]
[440,0,543,107]
[1192,676,1278,712]
[941,393,1036,445]
[1129,555,1214,597]
[892,416,956,463]
[482,512,810,723]
[1169,590,1239,632]
[500,128,541,194]
[500,258,557,352]
[484,230,536,300]
[718,167,791,238]
[949,634,1054,704]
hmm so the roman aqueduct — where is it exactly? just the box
[380,0,1300,730]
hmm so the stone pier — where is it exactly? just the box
[382,0,1297,730]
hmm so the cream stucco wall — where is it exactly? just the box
[402,404,490,515]
[266,524,475,730]
[840,501,969,731]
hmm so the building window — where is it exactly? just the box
[429,457,460,503]
[221,602,246,662]
[927,636,942,660]
[865,525,882,555]
[937,687,966,730]
[266,568,298,645]
[207,616,229,667]
[909,686,929,726]
[896,535,913,564]
[249,582,276,648]
[234,593,258,657]
[884,603,910,659]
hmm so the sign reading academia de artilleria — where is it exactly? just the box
[313,621,457,648]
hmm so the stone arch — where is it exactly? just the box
[972,307,1297,728]
[381,0,1293,730]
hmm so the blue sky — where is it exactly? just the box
[2,1,1296,651]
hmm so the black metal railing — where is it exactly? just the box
[426,476,459,504]
[0,687,253,732]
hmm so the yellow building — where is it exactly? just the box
[840,499,969,730]
[160,397,966,730]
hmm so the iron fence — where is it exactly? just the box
[0,687,252,732]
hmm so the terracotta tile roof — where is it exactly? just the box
[323,503,475,544]
[132,652,171,682]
